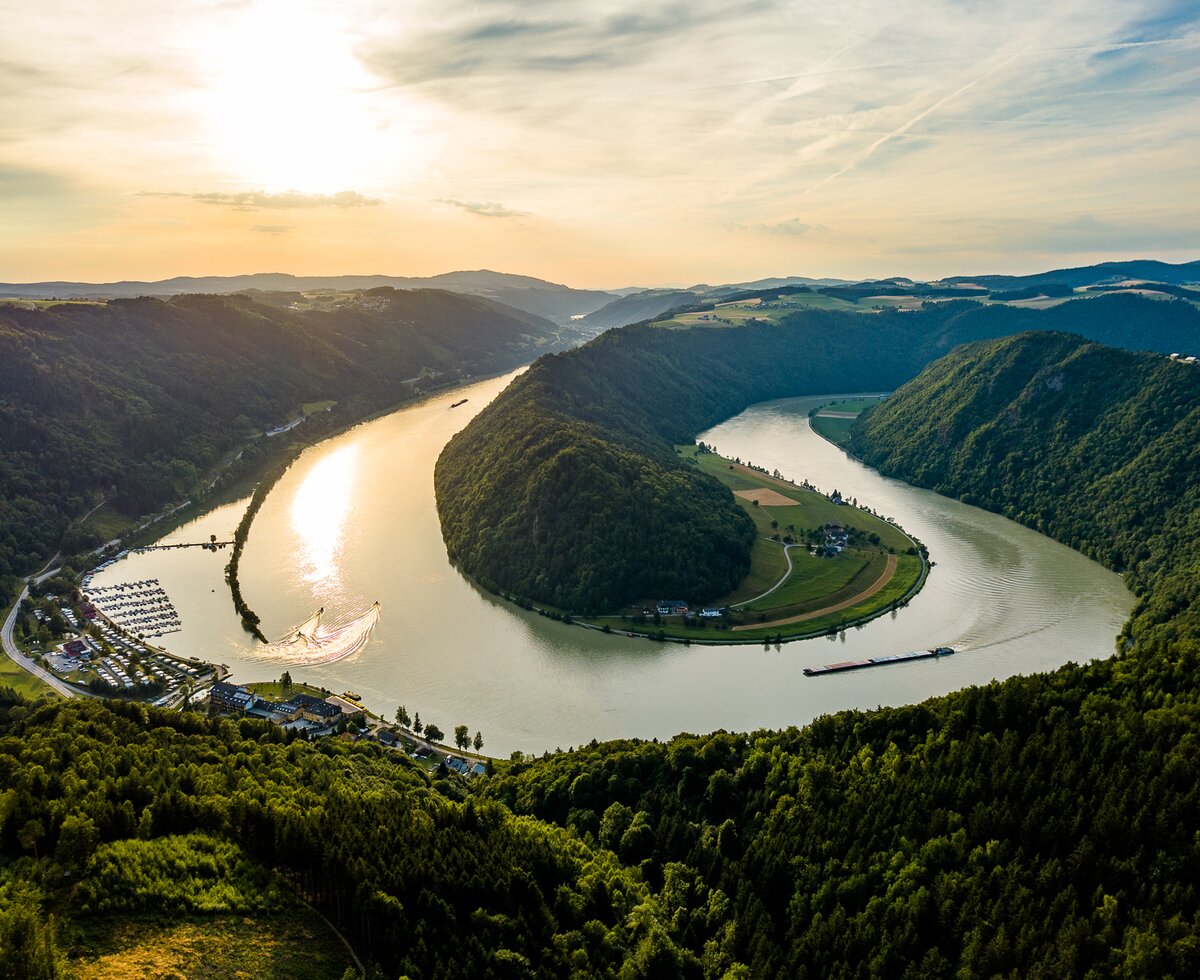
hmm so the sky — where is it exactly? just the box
[0,0,1197,288]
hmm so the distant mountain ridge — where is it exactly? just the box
[941,258,1200,290]
[0,270,619,326]
[578,289,701,330]
[5,258,1195,332]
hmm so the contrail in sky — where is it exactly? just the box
[803,43,1033,196]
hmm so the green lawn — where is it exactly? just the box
[80,504,135,541]
[740,549,879,613]
[815,395,887,415]
[686,447,912,552]
[0,649,56,699]
[244,679,333,701]
[809,415,855,446]
[717,535,790,605]
[809,395,888,447]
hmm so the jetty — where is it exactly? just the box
[804,647,954,676]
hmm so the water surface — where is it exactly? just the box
[91,378,1132,755]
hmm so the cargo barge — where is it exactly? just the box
[803,646,954,676]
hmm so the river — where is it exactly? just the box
[88,373,1132,755]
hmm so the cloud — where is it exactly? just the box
[439,199,529,219]
[728,218,830,237]
[0,162,69,199]
[756,219,818,237]
[139,189,381,210]
[364,2,762,89]
[252,224,290,235]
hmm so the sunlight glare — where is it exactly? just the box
[196,1,391,193]
[291,444,359,590]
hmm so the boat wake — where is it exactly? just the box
[264,601,381,666]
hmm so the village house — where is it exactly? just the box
[211,680,254,712]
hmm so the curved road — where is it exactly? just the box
[735,542,804,607]
[2,581,82,698]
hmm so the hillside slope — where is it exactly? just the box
[579,289,701,331]
[6,327,1200,977]
[851,330,1200,649]
[0,289,561,603]
[436,295,1200,612]
[943,257,1200,290]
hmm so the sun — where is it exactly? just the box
[190,1,392,194]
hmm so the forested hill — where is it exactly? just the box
[850,330,1200,651]
[7,321,1200,976]
[435,294,1200,613]
[0,289,561,604]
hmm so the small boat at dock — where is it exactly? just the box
[804,647,954,676]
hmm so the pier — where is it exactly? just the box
[134,541,232,552]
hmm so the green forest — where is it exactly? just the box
[4,304,1200,975]
[0,289,562,606]
[850,329,1200,665]
[435,293,1199,613]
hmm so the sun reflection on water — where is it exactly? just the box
[291,444,359,591]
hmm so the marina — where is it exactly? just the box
[84,579,182,638]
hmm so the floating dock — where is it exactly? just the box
[804,647,954,676]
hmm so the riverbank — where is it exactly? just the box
[83,385,1131,756]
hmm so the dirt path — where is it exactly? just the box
[733,553,898,631]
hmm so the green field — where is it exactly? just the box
[809,415,855,445]
[80,503,136,541]
[743,548,879,612]
[814,395,887,414]
[655,294,863,328]
[809,394,888,447]
[0,648,56,699]
[579,446,925,642]
[64,909,355,978]
[0,298,105,309]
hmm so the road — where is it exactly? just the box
[736,542,804,607]
[1,578,86,699]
